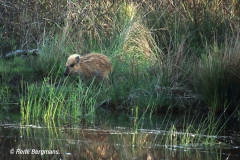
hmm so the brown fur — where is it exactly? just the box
[64,53,112,81]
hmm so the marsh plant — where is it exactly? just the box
[0,1,239,126]
[193,35,240,114]
[20,76,100,124]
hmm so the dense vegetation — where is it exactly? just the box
[1,0,240,122]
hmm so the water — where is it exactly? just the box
[0,113,239,160]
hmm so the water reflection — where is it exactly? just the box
[0,123,240,160]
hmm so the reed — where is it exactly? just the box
[1,0,240,120]
[20,75,100,123]
[193,34,240,114]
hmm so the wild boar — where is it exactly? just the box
[64,53,112,81]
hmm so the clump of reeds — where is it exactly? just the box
[193,32,240,114]
[20,76,99,123]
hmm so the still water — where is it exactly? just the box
[0,112,239,160]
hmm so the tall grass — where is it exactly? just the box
[20,76,100,124]
[1,0,240,121]
[193,34,240,114]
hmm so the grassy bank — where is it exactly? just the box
[0,1,240,123]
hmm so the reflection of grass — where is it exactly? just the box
[154,109,238,152]
[15,113,227,160]
[122,107,228,155]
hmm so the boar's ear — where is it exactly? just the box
[75,56,80,63]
